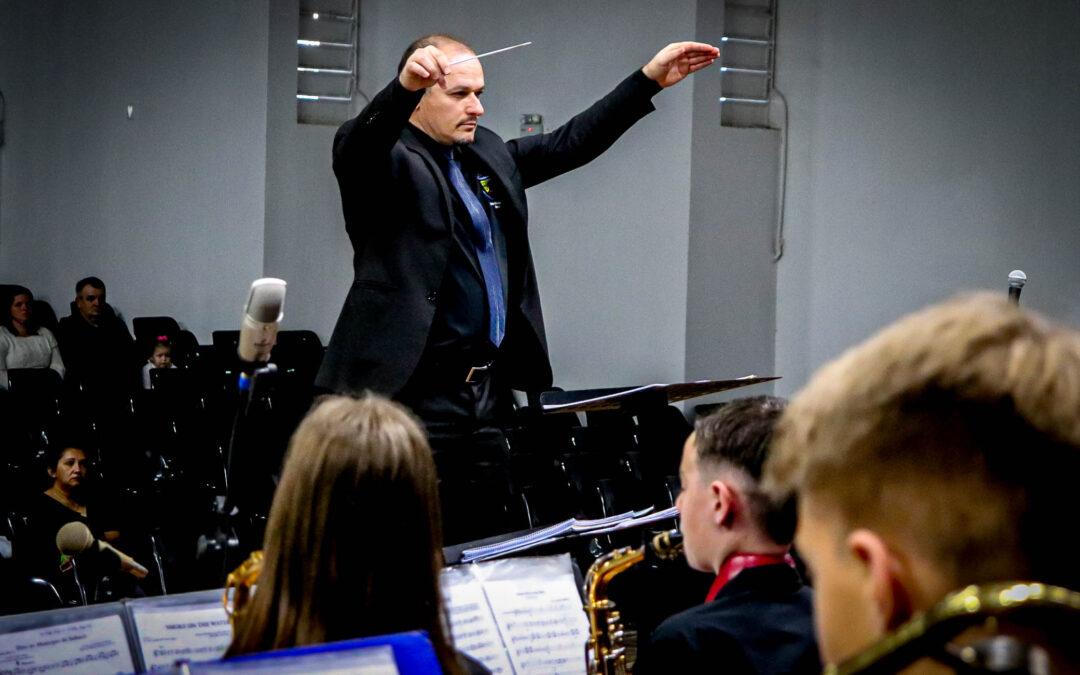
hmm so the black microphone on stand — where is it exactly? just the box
[1008,270,1027,306]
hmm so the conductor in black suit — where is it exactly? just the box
[316,34,718,430]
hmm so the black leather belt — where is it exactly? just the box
[419,357,495,385]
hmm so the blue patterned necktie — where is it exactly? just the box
[446,150,506,346]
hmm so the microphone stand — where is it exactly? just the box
[209,362,277,585]
[69,557,88,606]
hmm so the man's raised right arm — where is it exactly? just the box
[332,46,453,173]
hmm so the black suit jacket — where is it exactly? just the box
[634,564,821,675]
[316,71,661,397]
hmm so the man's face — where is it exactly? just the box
[795,496,883,666]
[76,285,105,324]
[410,44,485,146]
[676,433,719,573]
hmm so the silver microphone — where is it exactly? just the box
[238,278,286,363]
[56,521,149,579]
[1008,270,1027,306]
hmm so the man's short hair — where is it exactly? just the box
[696,396,794,544]
[396,33,473,75]
[764,292,1080,589]
[75,276,105,295]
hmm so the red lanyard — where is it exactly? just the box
[705,553,795,602]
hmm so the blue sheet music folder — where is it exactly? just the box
[172,630,442,673]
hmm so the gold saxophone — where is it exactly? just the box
[223,549,263,626]
[827,582,1080,674]
[583,530,684,675]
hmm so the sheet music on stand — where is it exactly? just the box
[0,602,140,674]
[126,589,232,670]
[539,375,779,413]
[443,553,589,675]
[460,507,661,563]
[459,506,678,564]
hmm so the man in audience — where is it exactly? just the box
[57,276,138,395]
[764,293,1080,672]
[635,396,820,674]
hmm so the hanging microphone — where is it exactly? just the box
[56,521,149,579]
[238,278,286,363]
[1008,270,1027,306]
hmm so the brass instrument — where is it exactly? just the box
[583,530,684,675]
[827,582,1080,674]
[223,549,263,626]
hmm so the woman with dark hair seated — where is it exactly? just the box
[23,444,136,603]
[0,284,65,389]
[225,395,488,674]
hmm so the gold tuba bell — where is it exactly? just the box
[826,582,1080,674]
[583,530,684,675]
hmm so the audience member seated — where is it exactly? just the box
[224,395,488,674]
[22,444,132,603]
[141,337,176,389]
[56,276,139,395]
[0,285,65,389]
[763,293,1080,673]
[634,397,820,675]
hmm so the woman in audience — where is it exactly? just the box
[24,444,124,602]
[34,445,118,543]
[225,395,486,674]
[0,285,65,389]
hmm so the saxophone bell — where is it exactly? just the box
[583,530,684,675]
[223,550,263,626]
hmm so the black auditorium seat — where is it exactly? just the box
[29,299,59,335]
[171,330,200,366]
[132,316,182,345]
[440,476,530,546]
[5,368,65,429]
[271,329,324,381]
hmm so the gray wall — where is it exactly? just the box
[4,0,1079,402]
[685,0,780,405]
[774,0,1080,395]
[0,0,269,338]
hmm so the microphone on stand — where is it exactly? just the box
[238,278,287,370]
[1008,270,1027,306]
[213,278,287,584]
[56,521,149,579]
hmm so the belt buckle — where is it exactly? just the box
[465,361,492,384]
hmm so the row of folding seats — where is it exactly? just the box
[1,324,327,609]
[437,406,689,545]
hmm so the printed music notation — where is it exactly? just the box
[130,604,233,670]
[0,615,135,675]
[443,554,590,675]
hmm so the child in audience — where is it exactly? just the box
[141,338,176,389]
